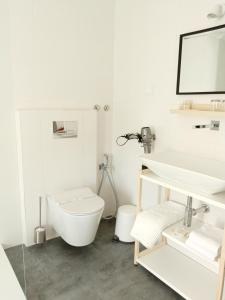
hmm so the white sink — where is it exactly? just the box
[141,151,225,195]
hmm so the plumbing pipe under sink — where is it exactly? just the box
[183,196,210,227]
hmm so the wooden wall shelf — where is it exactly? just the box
[170,109,225,117]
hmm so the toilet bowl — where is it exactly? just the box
[47,187,105,246]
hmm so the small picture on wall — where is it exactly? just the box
[53,121,78,138]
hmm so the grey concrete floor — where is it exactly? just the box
[6,244,26,291]
[7,220,183,300]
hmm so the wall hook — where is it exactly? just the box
[94,104,101,111]
[104,105,110,111]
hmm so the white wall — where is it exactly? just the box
[0,1,23,248]
[1,0,115,248]
[113,0,225,226]
[9,0,114,159]
[9,0,114,108]
[9,0,115,218]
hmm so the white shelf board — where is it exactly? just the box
[137,245,225,300]
[141,171,225,210]
[170,109,225,117]
[163,220,219,273]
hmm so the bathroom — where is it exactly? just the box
[1,0,225,299]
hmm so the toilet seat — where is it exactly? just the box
[60,195,104,215]
[50,187,104,216]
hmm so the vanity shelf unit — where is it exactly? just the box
[134,169,225,300]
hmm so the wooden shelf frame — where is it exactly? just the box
[134,169,225,300]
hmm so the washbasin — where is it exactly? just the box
[141,151,225,195]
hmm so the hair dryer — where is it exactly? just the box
[116,127,155,153]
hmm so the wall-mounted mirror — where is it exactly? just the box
[176,24,225,95]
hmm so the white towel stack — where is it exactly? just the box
[131,202,184,248]
[185,224,223,261]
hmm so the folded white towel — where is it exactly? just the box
[186,224,223,261]
[131,202,184,248]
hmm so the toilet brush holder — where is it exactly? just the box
[34,196,46,244]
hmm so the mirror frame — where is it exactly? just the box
[176,24,225,95]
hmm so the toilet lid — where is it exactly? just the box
[60,195,104,215]
[50,187,105,215]
[52,187,95,205]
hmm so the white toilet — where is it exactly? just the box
[47,187,105,246]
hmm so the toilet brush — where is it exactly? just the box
[34,196,46,245]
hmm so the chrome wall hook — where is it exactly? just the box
[104,105,110,111]
[94,104,101,111]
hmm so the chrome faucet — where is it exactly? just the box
[193,120,220,131]
[183,196,209,227]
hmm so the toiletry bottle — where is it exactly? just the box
[181,100,192,110]
[210,99,221,111]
